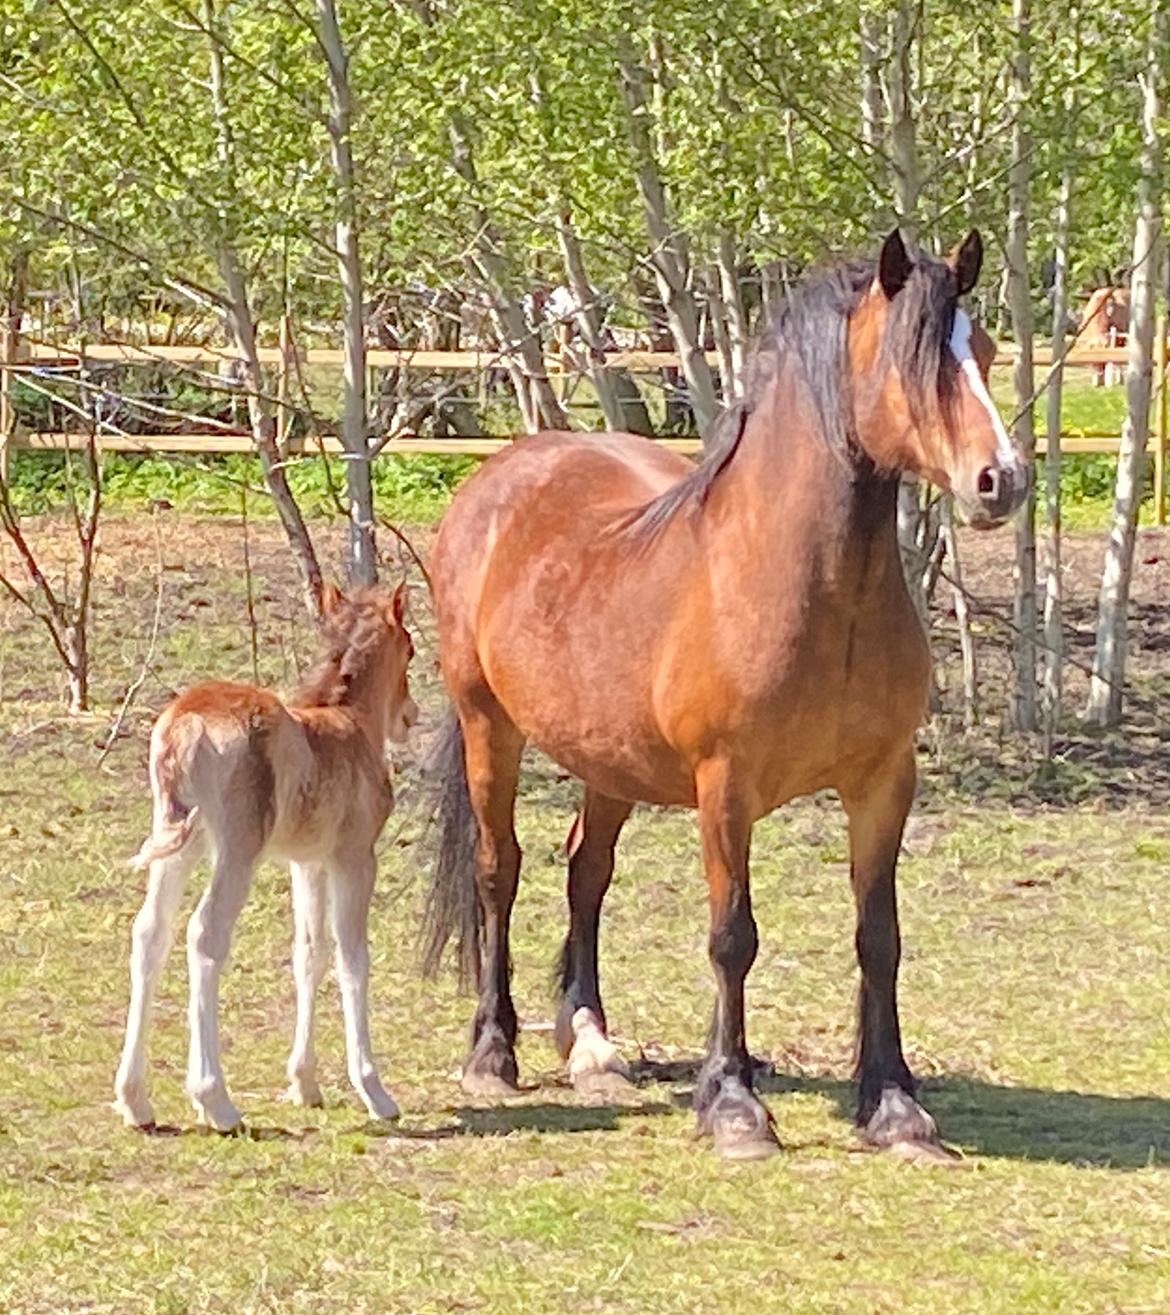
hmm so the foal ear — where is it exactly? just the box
[878,229,913,300]
[389,579,408,625]
[950,229,983,296]
[320,581,344,616]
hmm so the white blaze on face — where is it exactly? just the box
[949,309,1017,466]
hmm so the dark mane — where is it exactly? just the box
[292,590,391,708]
[622,250,961,538]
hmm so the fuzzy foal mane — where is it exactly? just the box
[292,591,390,709]
[623,249,961,537]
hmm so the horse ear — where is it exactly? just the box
[951,230,983,296]
[878,229,912,300]
[320,582,343,616]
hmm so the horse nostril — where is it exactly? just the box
[977,466,1000,500]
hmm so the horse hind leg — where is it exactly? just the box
[460,700,525,1096]
[113,838,202,1127]
[328,849,399,1121]
[554,789,634,1097]
[185,840,261,1132]
[285,861,329,1108]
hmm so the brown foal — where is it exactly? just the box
[114,584,418,1132]
[424,230,1028,1159]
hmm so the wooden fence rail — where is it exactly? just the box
[3,325,1169,520]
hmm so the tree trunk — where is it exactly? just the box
[1042,163,1073,738]
[717,233,748,395]
[317,0,376,585]
[617,43,719,444]
[885,0,919,242]
[1085,6,1165,727]
[1006,0,1037,731]
[205,0,323,616]
[448,114,565,434]
[940,497,978,728]
[555,210,651,434]
[0,247,29,483]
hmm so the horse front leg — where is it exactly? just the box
[693,759,779,1160]
[841,750,943,1153]
[554,789,633,1096]
[461,705,525,1096]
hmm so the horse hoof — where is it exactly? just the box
[285,1079,324,1109]
[362,1088,401,1122]
[701,1084,780,1161]
[572,1068,637,1102]
[112,1093,154,1130]
[862,1083,939,1149]
[460,1069,520,1098]
[889,1138,963,1166]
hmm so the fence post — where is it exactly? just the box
[1155,314,1168,527]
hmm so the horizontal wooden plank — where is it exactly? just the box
[20,340,1141,371]
[12,430,1159,458]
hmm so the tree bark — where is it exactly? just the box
[1085,6,1165,726]
[555,210,651,434]
[1006,0,1037,731]
[717,232,748,395]
[617,43,720,444]
[205,0,323,616]
[1042,155,1073,739]
[317,0,376,585]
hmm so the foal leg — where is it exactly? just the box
[841,751,940,1150]
[286,861,329,1108]
[185,852,257,1131]
[113,843,200,1127]
[692,759,778,1160]
[461,703,525,1096]
[554,789,633,1095]
[328,850,398,1120]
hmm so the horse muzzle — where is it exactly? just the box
[959,456,1032,530]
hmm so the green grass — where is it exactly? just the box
[2,519,1170,1313]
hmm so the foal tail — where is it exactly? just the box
[420,711,482,989]
[129,731,201,871]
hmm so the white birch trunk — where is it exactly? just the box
[617,46,719,444]
[1006,0,1037,731]
[717,232,748,393]
[1085,6,1165,727]
[316,0,376,585]
[204,0,322,615]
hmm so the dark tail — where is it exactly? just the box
[420,711,482,989]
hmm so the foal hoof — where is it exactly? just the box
[112,1082,155,1129]
[460,1069,520,1098]
[285,1078,324,1109]
[862,1084,955,1161]
[700,1084,780,1161]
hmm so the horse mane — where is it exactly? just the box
[622,251,961,538]
[292,590,391,708]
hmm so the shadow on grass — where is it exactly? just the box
[348,1099,673,1142]
[630,1057,1170,1169]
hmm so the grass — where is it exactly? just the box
[2,515,1170,1313]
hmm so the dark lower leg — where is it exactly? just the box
[844,756,938,1146]
[692,762,776,1158]
[460,710,524,1094]
[554,792,631,1060]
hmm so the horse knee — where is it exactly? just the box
[187,903,231,967]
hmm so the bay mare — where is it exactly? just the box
[113,584,418,1132]
[424,230,1028,1160]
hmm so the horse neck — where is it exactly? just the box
[345,667,391,753]
[708,372,901,591]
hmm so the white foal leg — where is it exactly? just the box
[113,846,198,1127]
[185,857,255,1131]
[328,853,398,1121]
[286,862,329,1107]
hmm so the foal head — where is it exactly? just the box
[297,583,419,743]
[847,230,1029,528]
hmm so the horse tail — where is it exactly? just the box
[129,729,201,870]
[420,710,482,989]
